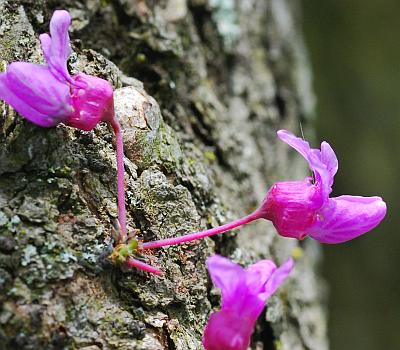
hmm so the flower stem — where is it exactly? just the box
[141,211,260,250]
[110,117,127,243]
[126,258,162,275]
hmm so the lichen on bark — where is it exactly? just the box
[0,1,327,349]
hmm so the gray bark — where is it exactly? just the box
[0,1,327,349]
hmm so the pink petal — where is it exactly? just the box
[277,129,313,161]
[245,258,293,319]
[207,255,246,304]
[42,10,72,81]
[203,310,254,350]
[39,33,51,64]
[320,141,338,189]
[245,259,276,293]
[0,73,56,127]
[0,63,73,127]
[308,195,387,244]
[262,257,294,299]
[4,62,72,118]
[277,129,338,200]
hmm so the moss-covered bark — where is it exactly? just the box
[0,1,327,349]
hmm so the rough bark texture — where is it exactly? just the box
[0,1,327,349]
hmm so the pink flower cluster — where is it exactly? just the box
[0,9,388,350]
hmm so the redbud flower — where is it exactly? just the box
[0,10,160,274]
[0,10,114,130]
[0,10,126,230]
[203,255,294,350]
[257,130,387,243]
[141,129,386,250]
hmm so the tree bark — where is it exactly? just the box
[0,1,327,349]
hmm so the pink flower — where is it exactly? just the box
[0,10,128,233]
[0,10,114,130]
[256,130,387,243]
[203,255,294,350]
[0,10,162,275]
[141,129,386,249]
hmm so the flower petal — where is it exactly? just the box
[207,255,245,304]
[262,257,294,299]
[245,259,276,293]
[277,129,313,161]
[39,33,51,63]
[320,141,338,189]
[203,310,254,350]
[0,73,56,127]
[42,10,72,81]
[0,62,72,126]
[308,195,387,243]
[277,129,338,199]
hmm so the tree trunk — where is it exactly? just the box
[0,1,327,349]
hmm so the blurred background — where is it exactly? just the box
[302,1,400,349]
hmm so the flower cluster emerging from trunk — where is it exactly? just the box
[0,8,389,349]
[0,10,387,275]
